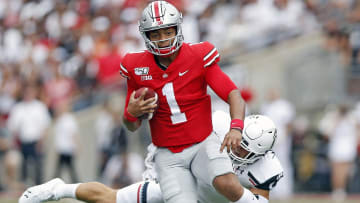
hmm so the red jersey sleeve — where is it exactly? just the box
[205,63,238,102]
[192,41,237,102]
[189,41,220,68]
[119,54,131,80]
[201,41,220,68]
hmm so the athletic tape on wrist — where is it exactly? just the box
[236,188,256,203]
[124,109,138,122]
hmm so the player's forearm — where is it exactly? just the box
[228,89,245,120]
[123,104,142,131]
[250,187,269,200]
[123,118,141,132]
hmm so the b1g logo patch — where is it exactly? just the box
[135,67,149,75]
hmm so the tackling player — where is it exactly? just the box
[19,111,283,203]
[120,1,246,203]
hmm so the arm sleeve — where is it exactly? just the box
[200,41,220,68]
[205,63,238,102]
[119,63,130,79]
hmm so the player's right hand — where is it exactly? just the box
[220,128,242,153]
[127,89,158,117]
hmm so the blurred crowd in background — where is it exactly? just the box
[0,0,360,202]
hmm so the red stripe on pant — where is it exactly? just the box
[137,184,142,203]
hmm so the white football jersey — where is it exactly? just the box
[212,110,284,191]
[235,150,283,191]
[195,150,283,203]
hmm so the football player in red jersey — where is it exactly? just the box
[120,1,248,203]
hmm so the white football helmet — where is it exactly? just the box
[229,115,277,167]
[139,1,184,56]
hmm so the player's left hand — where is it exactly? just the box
[220,129,242,153]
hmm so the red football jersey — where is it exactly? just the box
[120,42,233,148]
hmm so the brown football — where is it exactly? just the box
[134,87,158,120]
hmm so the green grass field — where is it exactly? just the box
[2,196,360,203]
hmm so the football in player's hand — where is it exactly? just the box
[134,87,158,120]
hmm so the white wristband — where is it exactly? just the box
[233,188,257,203]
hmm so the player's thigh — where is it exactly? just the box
[155,147,198,203]
[192,132,233,186]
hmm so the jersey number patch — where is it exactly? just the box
[162,82,187,124]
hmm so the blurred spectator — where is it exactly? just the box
[95,99,116,178]
[290,115,332,192]
[94,43,123,89]
[318,104,359,202]
[224,0,318,52]
[7,84,51,185]
[261,88,296,200]
[101,114,144,188]
[53,99,80,183]
[355,101,360,127]
[203,0,240,50]
[2,148,23,193]
[72,63,98,111]
[0,67,20,118]
[0,68,23,192]
[180,0,200,44]
[240,86,254,104]
[44,65,76,116]
[0,121,7,191]
[347,0,360,72]
[319,0,353,65]
[0,116,21,192]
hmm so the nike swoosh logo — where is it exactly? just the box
[179,70,189,76]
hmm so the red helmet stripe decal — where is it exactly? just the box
[153,1,162,23]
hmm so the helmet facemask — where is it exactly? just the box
[229,141,264,168]
[141,25,184,56]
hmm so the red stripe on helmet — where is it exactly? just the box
[153,1,162,24]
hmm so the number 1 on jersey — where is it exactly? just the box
[162,82,187,124]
